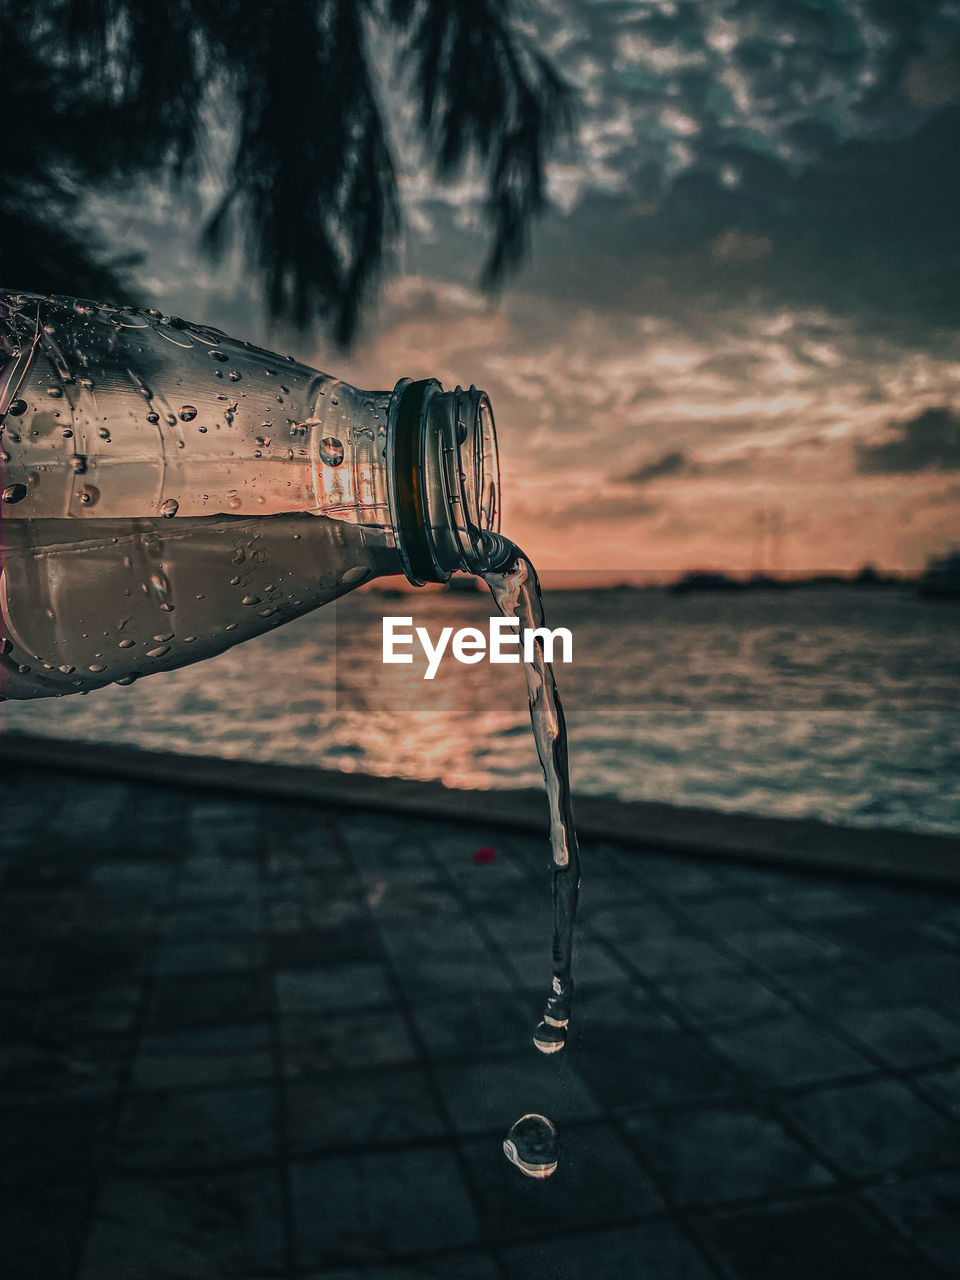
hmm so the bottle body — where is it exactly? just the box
[0,293,502,699]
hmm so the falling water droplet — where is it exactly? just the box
[178,405,198,422]
[503,1115,558,1179]
[532,1021,566,1055]
[159,498,179,518]
[319,437,344,466]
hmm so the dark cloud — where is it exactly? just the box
[471,102,960,350]
[626,450,692,484]
[855,406,960,474]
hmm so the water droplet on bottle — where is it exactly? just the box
[153,632,174,642]
[110,310,149,329]
[80,486,99,506]
[146,645,170,659]
[208,350,229,362]
[154,323,194,348]
[225,622,238,632]
[88,663,107,673]
[59,664,75,674]
[98,427,111,440]
[228,496,241,509]
[198,425,208,433]
[118,639,135,649]
[184,635,197,643]
[330,396,339,406]
[2,484,28,504]
[319,437,344,466]
[62,428,73,439]
[146,412,160,424]
[46,386,64,399]
[228,370,241,382]
[242,595,261,606]
[114,675,138,686]
[178,406,198,422]
[159,603,175,613]
[80,377,95,390]
[503,1115,558,1179]
[159,498,179,518]
[6,399,27,417]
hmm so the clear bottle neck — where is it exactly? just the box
[387,378,507,585]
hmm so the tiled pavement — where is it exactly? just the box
[2,759,960,1279]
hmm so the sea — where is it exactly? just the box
[3,583,959,836]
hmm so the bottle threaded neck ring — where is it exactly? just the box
[388,378,501,586]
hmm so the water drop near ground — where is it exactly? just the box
[503,1114,559,1179]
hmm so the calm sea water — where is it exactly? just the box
[4,585,959,835]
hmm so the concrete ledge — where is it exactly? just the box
[3,731,958,889]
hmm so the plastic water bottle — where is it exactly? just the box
[0,292,509,699]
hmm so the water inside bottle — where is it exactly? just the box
[482,543,580,1179]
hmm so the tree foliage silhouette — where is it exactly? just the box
[0,0,572,344]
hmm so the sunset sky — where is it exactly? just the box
[88,0,960,577]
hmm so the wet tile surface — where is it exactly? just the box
[2,758,959,1278]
